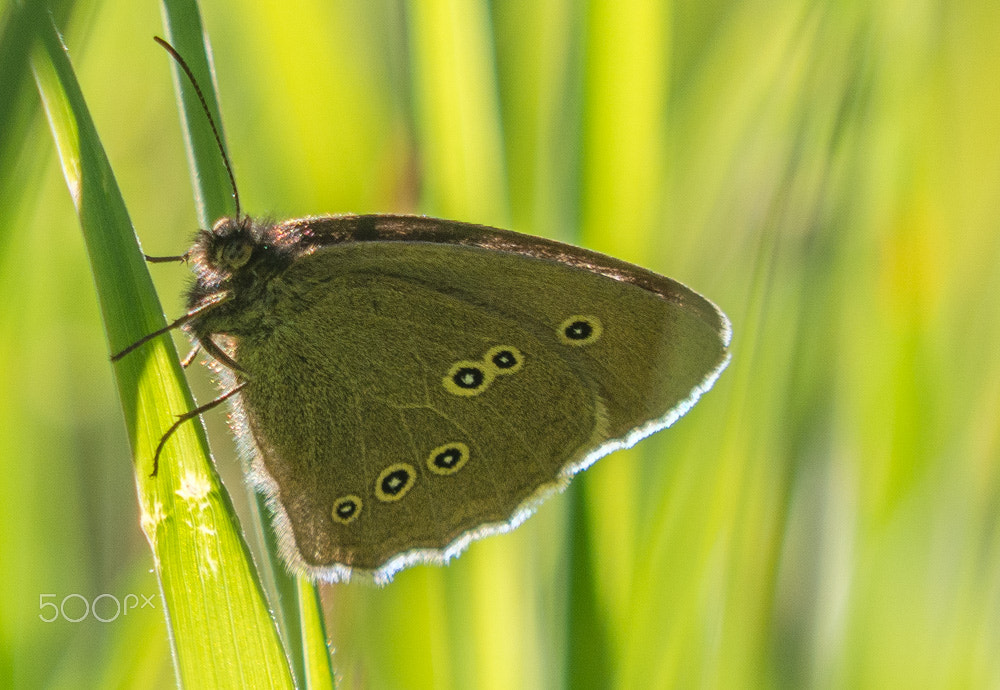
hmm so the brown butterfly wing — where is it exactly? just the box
[230,217,730,583]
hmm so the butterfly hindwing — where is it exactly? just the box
[225,223,729,581]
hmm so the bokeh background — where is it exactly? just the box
[3,0,1000,687]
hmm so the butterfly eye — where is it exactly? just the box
[219,241,253,269]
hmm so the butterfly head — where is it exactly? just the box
[184,216,298,311]
[187,216,284,282]
[199,216,257,272]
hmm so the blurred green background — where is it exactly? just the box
[3,0,1000,687]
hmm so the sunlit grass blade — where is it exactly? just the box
[158,0,334,684]
[31,14,293,688]
[158,0,239,228]
[297,574,336,689]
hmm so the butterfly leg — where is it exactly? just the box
[180,342,201,368]
[149,382,247,477]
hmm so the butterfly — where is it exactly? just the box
[115,38,731,584]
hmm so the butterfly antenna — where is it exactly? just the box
[153,36,242,220]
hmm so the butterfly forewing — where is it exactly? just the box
[214,218,730,582]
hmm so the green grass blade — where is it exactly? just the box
[158,0,239,227]
[297,576,336,689]
[158,0,336,684]
[564,487,612,689]
[30,15,293,688]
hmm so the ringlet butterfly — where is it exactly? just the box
[119,38,732,584]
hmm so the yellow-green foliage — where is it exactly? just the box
[2,0,999,688]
